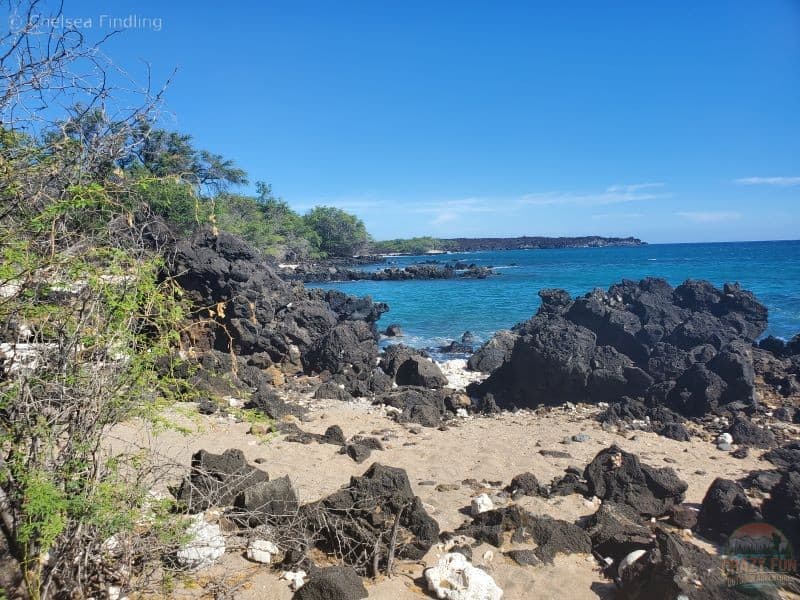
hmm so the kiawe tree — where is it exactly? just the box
[303,205,371,257]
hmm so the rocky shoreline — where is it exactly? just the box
[277,260,497,283]
[12,229,792,599]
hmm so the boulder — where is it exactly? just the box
[311,464,439,569]
[728,416,776,448]
[763,441,800,469]
[523,515,592,563]
[395,356,448,389]
[378,387,449,427]
[305,321,379,382]
[314,381,351,401]
[233,475,299,527]
[424,553,503,600]
[760,467,800,552]
[695,478,758,542]
[506,472,540,496]
[175,514,225,570]
[617,528,754,600]
[379,344,424,378]
[345,443,372,463]
[583,446,687,518]
[249,385,303,419]
[321,425,346,446]
[467,330,518,373]
[175,449,269,512]
[384,323,403,337]
[585,502,653,562]
[293,565,367,600]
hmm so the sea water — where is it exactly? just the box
[315,240,800,349]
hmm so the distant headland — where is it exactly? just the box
[372,235,645,255]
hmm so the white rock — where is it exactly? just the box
[247,539,279,564]
[281,570,307,591]
[425,552,503,600]
[717,433,733,445]
[107,586,124,600]
[618,549,647,578]
[456,408,469,418]
[471,493,494,516]
[176,514,225,570]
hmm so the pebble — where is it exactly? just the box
[572,433,590,443]
[436,483,461,492]
[419,480,436,486]
[717,442,732,452]
[732,447,749,459]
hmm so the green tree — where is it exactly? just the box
[303,206,371,257]
[126,121,248,194]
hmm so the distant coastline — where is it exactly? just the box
[371,235,645,255]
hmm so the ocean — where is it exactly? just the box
[315,240,800,350]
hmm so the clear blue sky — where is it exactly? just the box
[16,1,800,242]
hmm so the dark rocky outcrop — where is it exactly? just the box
[281,262,497,283]
[293,565,367,600]
[752,346,800,398]
[169,230,388,395]
[695,478,758,542]
[469,278,769,420]
[455,506,590,563]
[583,446,687,518]
[174,449,269,512]
[598,397,690,441]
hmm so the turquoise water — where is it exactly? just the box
[316,241,800,349]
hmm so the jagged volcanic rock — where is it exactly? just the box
[469,278,768,418]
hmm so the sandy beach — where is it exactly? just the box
[109,360,786,599]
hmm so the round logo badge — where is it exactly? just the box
[723,522,797,592]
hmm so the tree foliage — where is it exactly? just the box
[303,206,371,257]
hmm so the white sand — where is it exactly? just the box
[110,361,784,600]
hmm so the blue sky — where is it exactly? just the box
[12,1,800,242]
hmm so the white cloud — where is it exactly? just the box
[606,182,665,193]
[734,177,800,186]
[520,184,669,207]
[590,213,644,220]
[432,211,459,225]
[677,211,742,223]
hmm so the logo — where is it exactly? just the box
[723,522,797,593]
